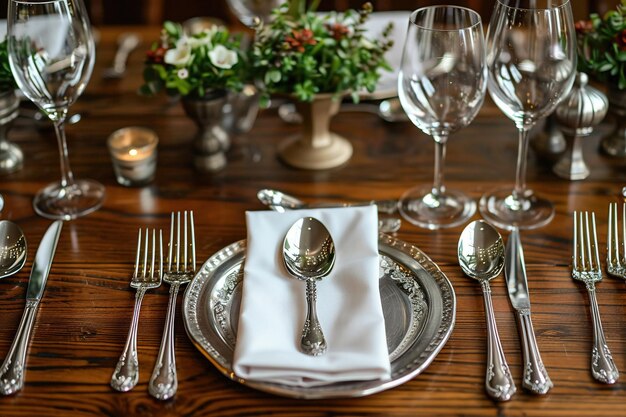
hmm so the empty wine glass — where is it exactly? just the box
[8,0,104,220]
[479,0,576,230]
[398,6,487,229]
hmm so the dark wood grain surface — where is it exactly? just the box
[1,26,626,417]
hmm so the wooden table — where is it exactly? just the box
[1,26,625,417]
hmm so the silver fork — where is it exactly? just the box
[607,202,626,278]
[572,211,619,384]
[111,228,163,392]
[149,211,196,400]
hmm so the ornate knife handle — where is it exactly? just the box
[517,310,552,394]
[111,287,147,392]
[0,300,39,395]
[149,283,180,400]
[481,281,516,401]
[587,287,619,384]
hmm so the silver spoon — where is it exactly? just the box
[0,220,27,279]
[102,32,142,79]
[257,189,401,232]
[283,217,335,356]
[458,220,516,402]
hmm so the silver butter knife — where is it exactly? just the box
[505,227,552,394]
[0,220,63,395]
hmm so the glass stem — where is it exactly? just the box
[432,135,448,198]
[513,125,532,202]
[53,120,75,189]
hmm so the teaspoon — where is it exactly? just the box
[458,220,516,401]
[0,220,27,279]
[283,217,335,356]
[257,189,401,233]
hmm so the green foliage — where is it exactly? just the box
[577,0,626,89]
[140,22,247,99]
[0,39,17,92]
[251,1,393,103]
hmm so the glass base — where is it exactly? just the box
[399,185,476,230]
[33,179,105,220]
[479,186,554,230]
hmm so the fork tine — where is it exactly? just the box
[183,211,188,272]
[150,229,156,281]
[608,203,616,269]
[168,212,174,272]
[159,229,163,280]
[134,228,142,279]
[143,227,150,279]
[622,203,626,266]
[573,210,579,272]
[176,211,181,271]
[190,210,196,271]
[591,212,601,272]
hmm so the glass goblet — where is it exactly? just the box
[8,0,104,220]
[398,5,487,230]
[479,0,576,230]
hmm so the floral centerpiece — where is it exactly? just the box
[252,0,392,105]
[141,21,245,98]
[576,0,626,89]
[251,0,393,169]
[0,38,22,174]
[141,21,248,171]
[0,39,17,93]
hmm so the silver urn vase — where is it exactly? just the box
[181,91,230,172]
[0,90,22,174]
[600,87,626,157]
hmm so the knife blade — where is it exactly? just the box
[0,220,63,395]
[504,226,553,394]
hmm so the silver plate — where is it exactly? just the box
[182,233,456,399]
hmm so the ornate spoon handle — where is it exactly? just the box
[149,283,180,400]
[111,286,147,392]
[517,310,552,394]
[587,287,619,384]
[481,281,516,401]
[0,300,39,395]
[301,279,327,356]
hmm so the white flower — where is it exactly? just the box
[187,26,220,48]
[208,45,238,69]
[164,38,192,66]
[177,68,189,79]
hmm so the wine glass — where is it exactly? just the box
[479,0,576,230]
[225,0,280,28]
[8,0,104,220]
[398,6,487,229]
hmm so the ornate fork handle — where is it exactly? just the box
[111,286,147,392]
[517,310,552,394]
[481,281,516,401]
[149,283,180,400]
[587,285,619,384]
[0,300,39,395]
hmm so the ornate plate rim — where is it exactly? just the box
[182,233,456,399]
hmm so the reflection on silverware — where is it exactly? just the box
[283,217,335,356]
[607,202,626,279]
[149,211,196,400]
[256,188,401,232]
[505,226,552,394]
[0,220,62,395]
[102,32,141,79]
[182,234,455,398]
[572,211,619,384]
[0,220,27,279]
[458,220,516,401]
[278,98,407,124]
[111,228,163,392]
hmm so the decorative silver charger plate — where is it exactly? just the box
[182,233,456,399]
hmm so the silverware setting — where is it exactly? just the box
[282,217,335,356]
[572,210,619,384]
[505,227,552,394]
[607,202,626,278]
[277,98,408,124]
[111,228,163,392]
[0,220,63,395]
[149,211,196,400]
[102,32,142,79]
[257,189,401,233]
[458,220,516,401]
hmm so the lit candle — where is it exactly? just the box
[107,127,158,186]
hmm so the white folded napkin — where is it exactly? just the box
[233,206,391,387]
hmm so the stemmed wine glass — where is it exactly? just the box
[225,0,280,28]
[398,6,487,229]
[8,0,104,220]
[479,0,576,230]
